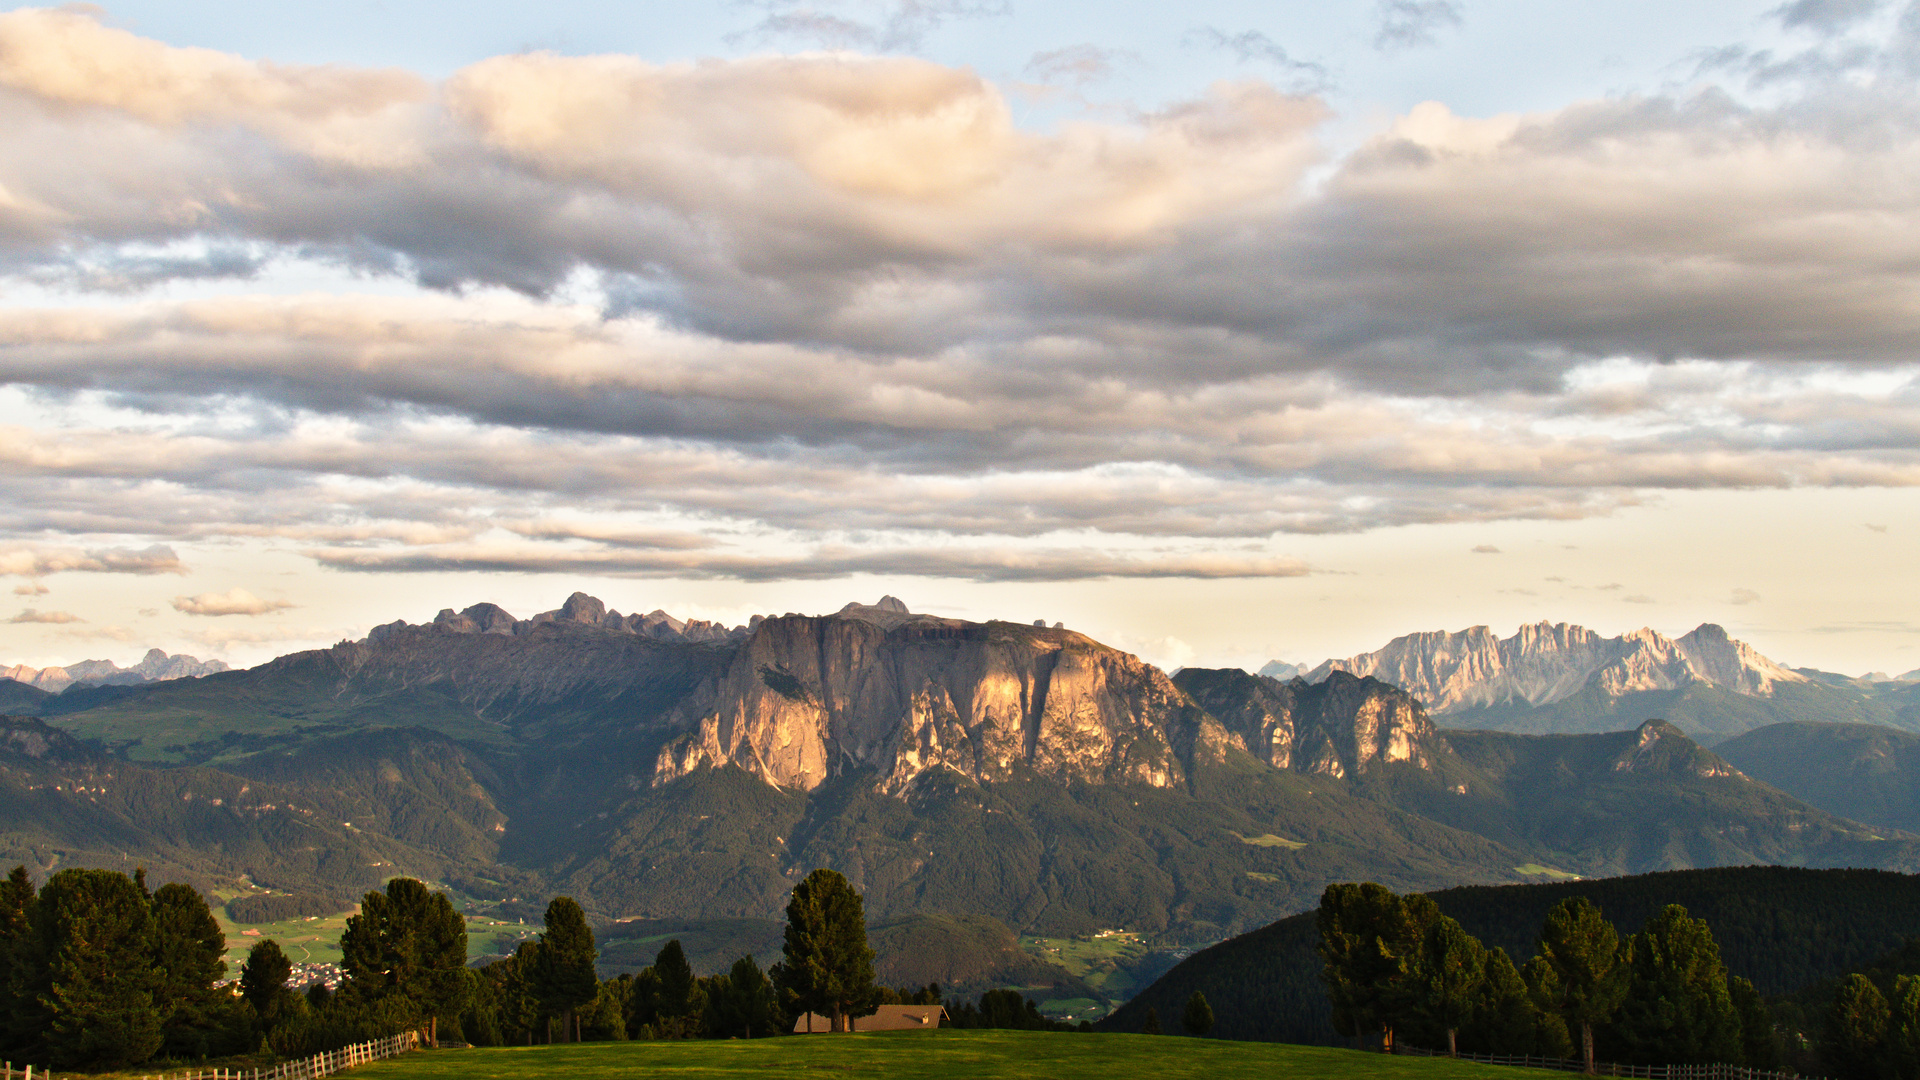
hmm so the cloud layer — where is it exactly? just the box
[1,8,1919,583]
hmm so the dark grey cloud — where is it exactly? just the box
[1775,0,1884,34]
[1373,0,1463,50]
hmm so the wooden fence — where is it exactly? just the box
[3,1029,419,1080]
[1391,1043,1818,1080]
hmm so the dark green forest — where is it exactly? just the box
[1105,866,1920,1046]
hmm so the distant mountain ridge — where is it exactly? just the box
[0,648,228,693]
[8,593,1918,954]
[1306,621,1805,713]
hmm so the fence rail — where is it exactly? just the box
[1391,1043,1817,1080]
[5,1029,419,1080]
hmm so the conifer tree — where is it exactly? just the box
[771,869,877,1033]
[1532,897,1628,1075]
[707,955,781,1039]
[649,939,704,1038]
[1318,882,1423,1051]
[0,865,36,1056]
[339,877,469,1042]
[240,938,295,1027]
[1826,973,1890,1080]
[1415,912,1486,1056]
[1884,975,1920,1080]
[1728,976,1779,1069]
[1473,948,1570,1057]
[1614,905,1739,1065]
[20,868,164,1069]
[149,882,229,1057]
[1142,1006,1163,1035]
[531,896,599,1042]
[1183,990,1215,1036]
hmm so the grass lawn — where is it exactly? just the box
[348,1031,1564,1080]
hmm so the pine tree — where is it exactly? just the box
[531,897,598,1042]
[21,868,163,1070]
[1142,1006,1163,1035]
[1532,897,1628,1075]
[339,877,469,1042]
[1183,990,1215,1036]
[771,869,877,1033]
[707,955,781,1039]
[149,882,229,1058]
[649,939,704,1038]
[1883,975,1920,1080]
[1318,882,1423,1051]
[1472,948,1570,1057]
[1825,973,1890,1080]
[1729,976,1780,1070]
[0,865,36,1057]
[1415,912,1487,1056]
[1614,904,1741,1065]
[240,938,295,1026]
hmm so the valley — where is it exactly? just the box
[5,594,1920,1022]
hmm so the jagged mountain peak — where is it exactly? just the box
[413,594,750,644]
[1308,620,1805,715]
[0,650,228,693]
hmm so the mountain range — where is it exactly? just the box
[4,593,1917,984]
[1295,621,1920,743]
[1,648,228,693]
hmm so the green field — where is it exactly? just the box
[342,1032,1561,1080]
[212,902,538,968]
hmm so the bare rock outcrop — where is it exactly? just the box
[1307,621,1807,715]
[1170,667,1438,779]
[652,612,1211,793]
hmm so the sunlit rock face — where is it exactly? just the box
[653,605,1204,793]
[1167,667,1439,779]
[1611,719,1744,779]
[1307,621,1807,714]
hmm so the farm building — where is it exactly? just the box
[791,1005,949,1033]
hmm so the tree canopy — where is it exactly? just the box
[772,868,877,1033]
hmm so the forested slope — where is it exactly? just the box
[1104,866,1920,1043]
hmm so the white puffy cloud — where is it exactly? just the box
[171,588,296,616]
[0,543,185,577]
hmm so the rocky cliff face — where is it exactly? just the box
[1170,667,1437,779]
[1307,621,1806,714]
[653,608,1219,793]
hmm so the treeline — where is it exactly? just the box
[1316,883,1777,1071]
[226,892,343,924]
[1105,866,1920,1044]
[450,868,1086,1042]
[0,864,484,1070]
[0,860,1083,1071]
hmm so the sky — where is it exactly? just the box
[3,0,1920,678]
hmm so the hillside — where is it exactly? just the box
[1716,721,1920,832]
[1105,866,1920,1044]
[7,597,1917,951]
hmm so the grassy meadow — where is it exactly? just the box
[211,899,537,968]
[337,1031,1561,1080]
